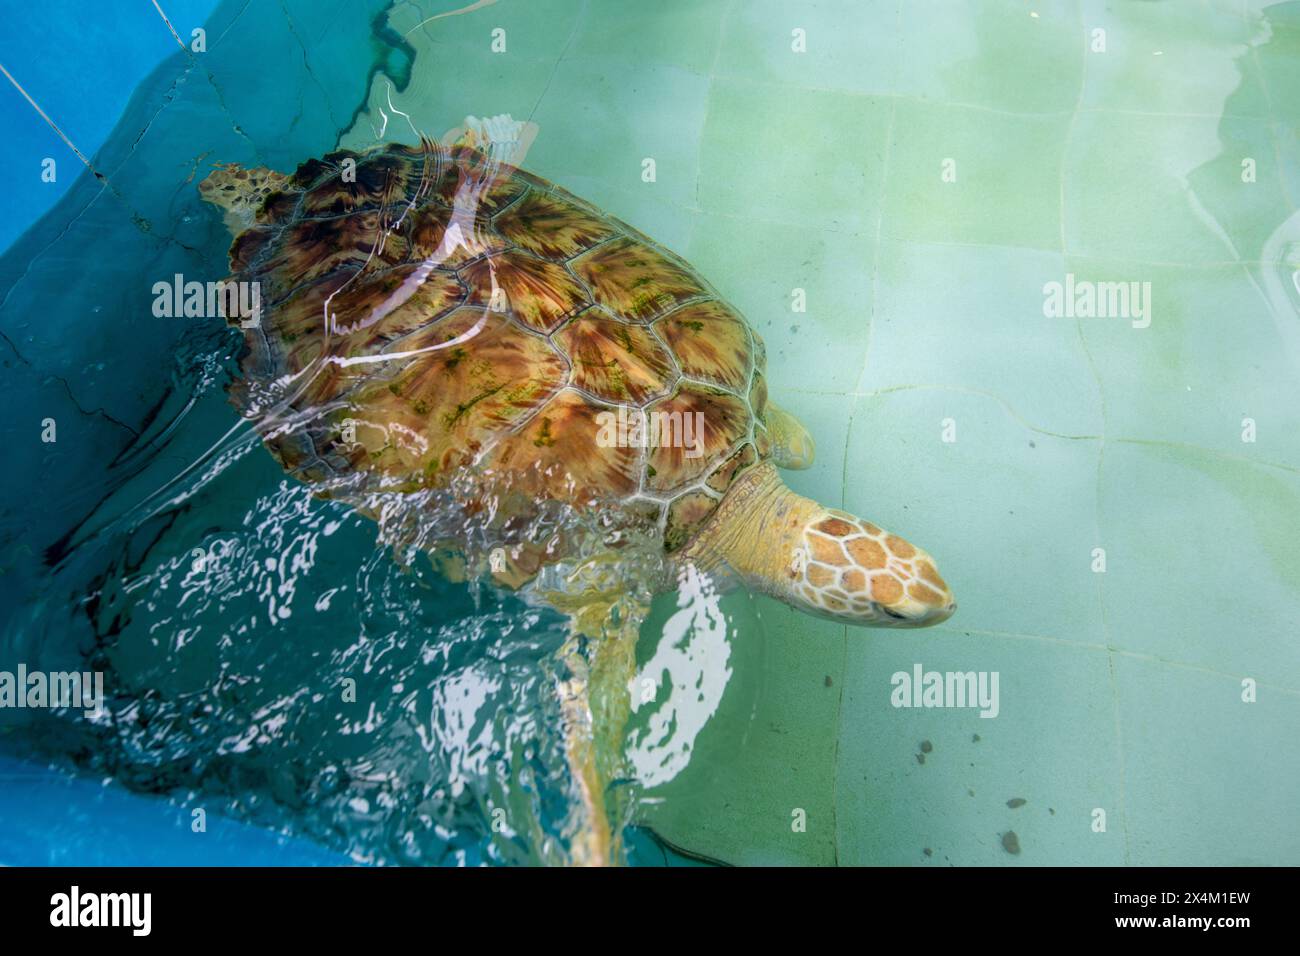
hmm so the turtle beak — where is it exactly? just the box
[867,538,955,628]
[874,589,956,627]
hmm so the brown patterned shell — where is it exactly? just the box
[222,141,773,551]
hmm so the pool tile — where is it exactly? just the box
[880,101,1071,251]
[1098,441,1300,688]
[1115,654,1300,865]
[861,239,1102,438]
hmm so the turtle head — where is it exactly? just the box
[199,162,292,235]
[789,508,955,628]
[683,462,955,628]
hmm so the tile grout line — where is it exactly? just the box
[1072,0,1130,865]
[858,100,897,396]
[831,389,857,867]
[830,0,905,867]
[602,199,1291,273]
[1096,438,1133,866]
[693,0,735,215]
[850,0,904,471]
[837,0,899,868]
[702,71,1271,124]
[523,0,587,131]
[942,626,1300,696]
[780,384,1300,477]
[1057,0,1088,259]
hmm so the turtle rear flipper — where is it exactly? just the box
[199,162,291,233]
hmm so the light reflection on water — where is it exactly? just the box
[0,0,775,867]
[628,564,734,790]
[1,374,761,864]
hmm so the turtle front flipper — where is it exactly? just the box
[683,462,955,627]
[443,113,539,169]
[765,401,816,470]
[555,611,641,866]
[536,555,649,866]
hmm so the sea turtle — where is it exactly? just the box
[199,118,955,865]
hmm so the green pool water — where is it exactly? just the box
[391,0,1300,866]
[1,0,1296,866]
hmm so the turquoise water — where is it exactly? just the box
[0,0,1297,865]
[0,0,223,254]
